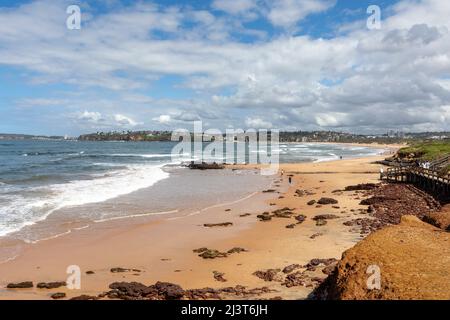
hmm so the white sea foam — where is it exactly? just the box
[314,153,340,162]
[110,153,189,158]
[0,163,170,237]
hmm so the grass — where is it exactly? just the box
[397,140,450,160]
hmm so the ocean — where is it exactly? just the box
[0,140,383,245]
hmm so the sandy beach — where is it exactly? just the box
[0,151,396,300]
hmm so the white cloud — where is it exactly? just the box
[245,117,273,128]
[2,0,450,134]
[78,111,103,123]
[267,0,336,29]
[114,114,139,127]
[153,114,172,124]
[212,0,257,15]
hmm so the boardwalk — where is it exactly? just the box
[382,160,450,201]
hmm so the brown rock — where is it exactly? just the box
[227,247,247,254]
[198,249,228,259]
[6,281,33,289]
[70,295,99,300]
[51,292,66,299]
[282,264,302,274]
[315,216,450,300]
[37,281,66,289]
[213,271,227,282]
[203,222,233,227]
[253,269,282,282]
[313,214,340,220]
[317,197,338,205]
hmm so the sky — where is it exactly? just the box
[0,0,450,136]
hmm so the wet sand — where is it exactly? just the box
[0,154,391,300]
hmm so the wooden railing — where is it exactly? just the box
[430,154,450,170]
[383,164,450,200]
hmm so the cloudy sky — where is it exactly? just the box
[0,0,450,136]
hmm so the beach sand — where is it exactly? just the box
[0,154,390,300]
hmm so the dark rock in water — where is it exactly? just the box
[203,222,233,227]
[37,281,66,289]
[70,295,98,300]
[51,292,66,299]
[239,213,251,217]
[187,162,224,170]
[262,189,276,193]
[282,264,301,274]
[213,271,227,282]
[7,281,33,289]
[253,269,282,282]
[313,214,340,220]
[307,200,316,206]
[295,214,306,223]
[227,247,247,254]
[316,219,327,226]
[86,271,95,275]
[317,197,338,205]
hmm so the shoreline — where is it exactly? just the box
[0,151,397,300]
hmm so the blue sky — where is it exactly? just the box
[1,0,450,136]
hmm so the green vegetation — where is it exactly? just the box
[78,131,173,142]
[397,140,450,160]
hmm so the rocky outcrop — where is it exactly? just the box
[344,183,379,191]
[314,216,450,300]
[187,162,224,170]
[105,281,275,300]
[422,206,450,231]
[343,183,442,235]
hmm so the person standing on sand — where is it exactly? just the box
[379,166,384,180]
[288,176,292,184]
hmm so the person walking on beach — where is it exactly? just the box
[288,176,292,184]
[379,166,384,180]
